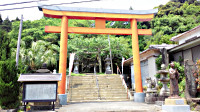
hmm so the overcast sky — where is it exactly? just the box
[0,0,169,21]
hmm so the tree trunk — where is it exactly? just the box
[98,48,102,73]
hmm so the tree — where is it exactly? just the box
[0,14,3,25]
[1,17,12,32]
[18,40,59,70]
[171,0,195,3]
[0,60,21,109]
[0,30,10,61]
[68,35,132,73]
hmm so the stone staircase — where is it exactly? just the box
[67,75,128,102]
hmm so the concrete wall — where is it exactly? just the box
[148,56,157,80]
[172,45,200,63]
[131,64,135,89]
[131,56,157,89]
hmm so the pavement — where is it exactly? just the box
[55,101,162,112]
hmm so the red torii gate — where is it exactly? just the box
[38,5,157,104]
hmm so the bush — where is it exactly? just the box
[0,60,20,109]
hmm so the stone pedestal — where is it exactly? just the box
[145,90,158,104]
[58,94,67,105]
[162,98,190,112]
[157,95,168,101]
[134,93,146,102]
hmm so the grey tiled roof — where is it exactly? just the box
[149,43,177,50]
[38,3,158,15]
[18,73,62,82]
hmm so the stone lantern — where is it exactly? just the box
[157,64,170,101]
[73,56,79,74]
[105,55,112,74]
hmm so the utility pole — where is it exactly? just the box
[108,35,113,74]
[16,15,23,68]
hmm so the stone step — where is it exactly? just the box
[70,79,121,82]
[70,82,123,85]
[69,92,127,95]
[69,89,126,92]
[69,96,128,100]
[70,94,127,97]
[69,82,123,84]
[70,81,95,82]
[70,92,127,95]
[70,94,127,98]
[69,97,128,102]
[68,75,127,102]
[70,86,124,89]
[68,99,129,102]
[70,84,123,86]
[69,91,127,94]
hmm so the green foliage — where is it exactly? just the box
[143,1,200,49]
[171,0,196,4]
[1,17,12,32]
[156,55,162,71]
[0,14,3,25]
[0,60,20,109]
[71,73,86,76]
[169,61,185,82]
[68,35,132,72]
[179,77,186,97]
[18,40,59,71]
[0,30,11,61]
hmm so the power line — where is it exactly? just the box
[0,0,48,7]
[0,0,102,12]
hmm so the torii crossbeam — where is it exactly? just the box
[38,4,157,104]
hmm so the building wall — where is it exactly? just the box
[148,56,157,80]
[131,64,135,89]
[141,60,149,85]
[192,45,200,63]
[172,45,200,63]
[183,49,193,61]
[131,57,157,89]
[173,52,183,62]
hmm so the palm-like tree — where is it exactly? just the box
[14,40,59,70]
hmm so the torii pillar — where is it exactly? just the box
[38,5,158,104]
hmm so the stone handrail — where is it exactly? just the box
[120,75,132,100]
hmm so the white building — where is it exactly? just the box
[169,25,200,63]
[123,44,175,89]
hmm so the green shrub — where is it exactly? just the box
[0,60,20,109]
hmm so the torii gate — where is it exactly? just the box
[38,5,157,104]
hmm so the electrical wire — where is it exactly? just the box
[0,0,102,12]
[0,0,48,7]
